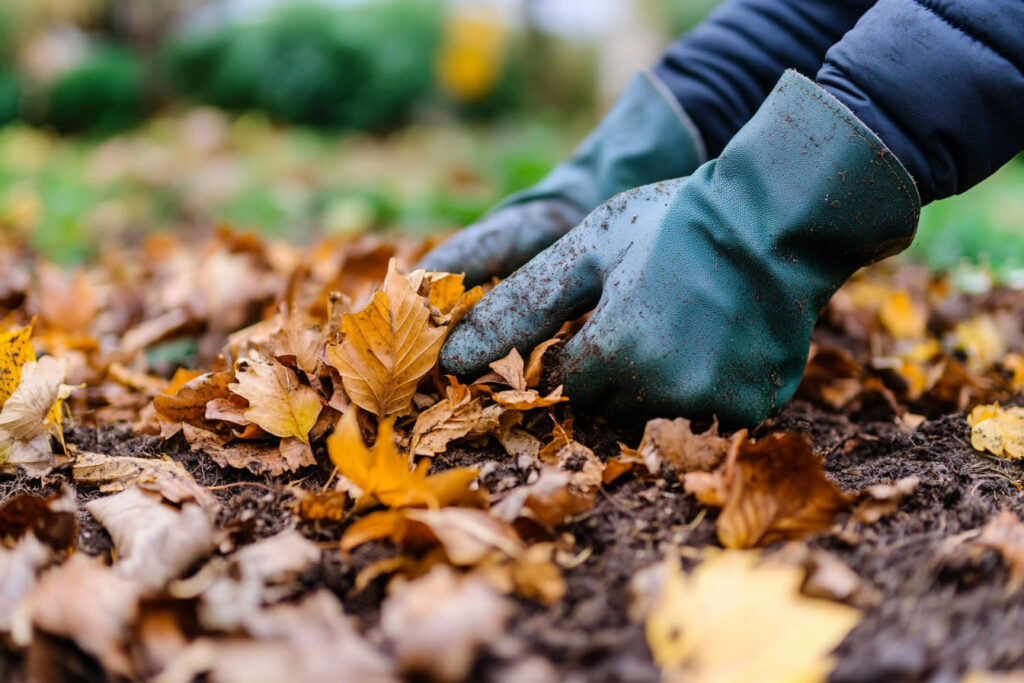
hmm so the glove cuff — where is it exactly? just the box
[498,70,706,216]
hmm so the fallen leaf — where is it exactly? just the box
[229,358,322,445]
[192,530,322,631]
[0,323,35,407]
[381,564,511,682]
[85,487,216,590]
[72,450,192,493]
[0,433,58,478]
[852,476,920,524]
[270,305,325,375]
[194,437,314,476]
[326,259,446,418]
[158,592,393,683]
[621,417,730,475]
[493,385,568,411]
[967,403,1024,459]
[524,338,561,387]
[16,555,142,676]
[488,349,526,391]
[971,510,1024,592]
[645,550,860,682]
[410,379,483,456]
[492,466,595,532]
[152,371,235,434]
[426,272,466,314]
[0,356,73,441]
[684,432,856,548]
[879,290,927,340]
[343,507,523,561]
[327,409,481,509]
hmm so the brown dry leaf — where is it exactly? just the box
[16,554,142,677]
[493,385,568,411]
[159,592,394,683]
[0,487,77,552]
[152,371,235,432]
[229,358,322,445]
[967,403,1024,460]
[492,466,595,532]
[622,417,730,475]
[158,593,394,683]
[410,379,483,456]
[972,510,1024,592]
[72,450,192,493]
[0,323,35,407]
[381,564,511,682]
[327,409,481,509]
[0,535,54,634]
[270,305,325,375]
[194,436,314,476]
[0,356,74,441]
[645,550,860,682]
[192,530,322,631]
[684,432,856,549]
[488,348,527,391]
[85,487,216,590]
[852,476,920,525]
[797,345,864,410]
[342,507,524,562]
[326,259,446,418]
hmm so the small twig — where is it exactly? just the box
[205,482,274,491]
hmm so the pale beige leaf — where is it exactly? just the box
[72,450,192,493]
[229,358,322,445]
[326,259,446,417]
[85,487,215,590]
[489,349,526,391]
[17,555,142,676]
[646,550,860,682]
[381,565,510,682]
[0,356,70,440]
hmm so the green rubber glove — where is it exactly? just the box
[418,70,704,285]
[440,71,920,427]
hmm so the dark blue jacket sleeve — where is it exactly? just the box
[654,0,875,157]
[816,0,1024,205]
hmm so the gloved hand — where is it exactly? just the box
[418,71,704,285]
[440,71,920,427]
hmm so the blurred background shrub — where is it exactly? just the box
[0,0,1019,286]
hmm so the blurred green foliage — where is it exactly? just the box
[47,46,145,135]
[0,71,21,125]
[163,1,444,130]
[908,155,1024,284]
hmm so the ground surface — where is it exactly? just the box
[2,259,1024,682]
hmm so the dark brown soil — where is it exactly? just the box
[5,365,1024,681]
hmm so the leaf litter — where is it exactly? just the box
[0,236,1023,681]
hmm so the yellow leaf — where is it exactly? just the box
[326,259,446,418]
[229,358,322,445]
[878,290,926,340]
[0,323,35,408]
[646,550,860,683]
[968,403,1024,460]
[326,409,481,509]
[426,272,466,314]
[954,315,1006,366]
